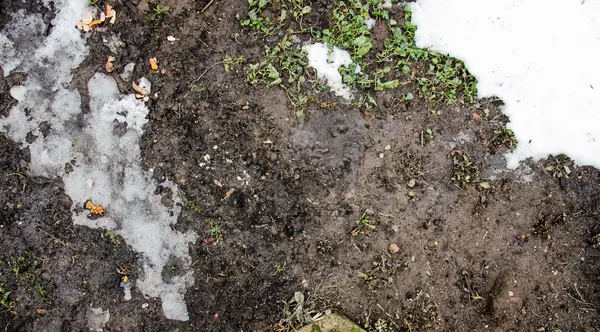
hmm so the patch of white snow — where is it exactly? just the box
[86,307,110,332]
[365,17,376,30]
[0,0,197,321]
[409,0,600,168]
[303,42,357,100]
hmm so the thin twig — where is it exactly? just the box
[191,61,224,85]
[38,228,73,248]
[201,0,217,13]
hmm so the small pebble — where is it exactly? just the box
[142,303,149,309]
[384,144,391,150]
[407,179,416,188]
[408,191,415,197]
[388,243,400,253]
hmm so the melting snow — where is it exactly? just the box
[0,0,196,321]
[409,0,600,168]
[303,42,359,100]
[365,17,376,30]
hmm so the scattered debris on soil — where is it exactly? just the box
[0,0,599,331]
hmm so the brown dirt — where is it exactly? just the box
[0,0,599,331]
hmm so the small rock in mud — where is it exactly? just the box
[153,166,166,183]
[407,179,416,188]
[388,243,400,253]
[161,196,173,207]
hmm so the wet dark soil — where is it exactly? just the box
[1,0,599,331]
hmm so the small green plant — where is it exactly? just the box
[277,291,324,331]
[357,255,403,289]
[272,263,284,276]
[105,230,121,246]
[357,216,375,231]
[187,200,202,214]
[6,172,25,179]
[377,6,478,104]
[544,155,573,179]
[208,220,223,245]
[151,4,169,21]
[223,55,244,72]
[0,281,15,313]
[451,152,479,186]
[10,252,37,280]
[88,0,99,4]
[490,126,518,151]
[364,318,393,332]
[36,284,48,297]
[237,0,274,35]
[82,279,88,289]
[425,127,434,141]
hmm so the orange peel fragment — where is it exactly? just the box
[76,5,115,32]
[149,57,159,71]
[84,199,105,217]
[132,82,149,96]
[105,4,117,24]
[105,56,115,73]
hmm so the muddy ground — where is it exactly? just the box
[1,0,599,331]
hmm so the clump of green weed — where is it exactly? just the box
[208,220,223,245]
[3,252,51,311]
[105,230,121,246]
[237,0,275,35]
[450,152,479,186]
[489,125,518,152]
[187,200,202,214]
[223,55,244,72]
[150,1,169,21]
[363,318,393,332]
[0,281,15,313]
[351,214,376,236]
[148,0,169,36]
[246,36,308,88]
[544,155,573,179]
[377,7,478,104]
[10,252,37,280]
[277,291,325,331]
[357,254,404,289]
[239,0,478,112]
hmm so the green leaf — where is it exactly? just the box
[377,79,399,90]
[479,182,490,189]
[405,92,414,100]
[302,6,312,14]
